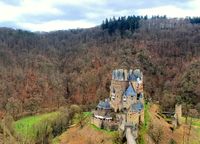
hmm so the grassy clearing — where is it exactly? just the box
[191,118,200,127]
[84,111,92,116]
[191,126,200,144]
[139,102,150,144]
[194,127,200,135]
[14,111,60,140]
[52,111,94,143]
[52,136,61,144]
[144,103,150,127]
[181,117,200,127]
[181,117,200,144]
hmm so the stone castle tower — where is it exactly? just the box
[91,68,144,131]
[110,69,143,112]
[175,104,182,125]
[110,69,129,112]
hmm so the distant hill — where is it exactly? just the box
[0,16,200,117]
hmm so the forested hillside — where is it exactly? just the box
[0,16,200,118]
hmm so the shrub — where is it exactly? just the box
[169,138,177,144]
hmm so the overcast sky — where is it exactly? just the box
[0,0,199,32]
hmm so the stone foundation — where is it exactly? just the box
[91,117,102,128]
[91,117,119,131]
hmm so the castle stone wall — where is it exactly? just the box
[91,117,102,128]
[127,112,140,125]
[123,96,137,110]
[103,121,119,131]
[110,80,129,112]
[91,117,119,131]
[131,81,143,94]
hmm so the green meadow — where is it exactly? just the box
[181,117,200,127]
[14,111,60,140]
[14,110,92,143]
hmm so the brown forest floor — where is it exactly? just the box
[145,104,200,144]
[55,104,200,144]
[0,134,3,144]
[57,125,114,144]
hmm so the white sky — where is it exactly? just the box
[0,0,199,32]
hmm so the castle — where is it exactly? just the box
[91,69,144,131]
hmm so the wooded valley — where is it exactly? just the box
[0,16,200,119]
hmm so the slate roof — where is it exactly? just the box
[133,69,142,78]
[128,69,142,81]
[130,102,143,112]
[128,74,137,81]
[124,83,137,97]
[139,93,143,98]
[97,100,111,110]
[112,69,142,81]
[112,69,125,81]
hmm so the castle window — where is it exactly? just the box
[111,93,115,96]
[112,94,115,98]
[111,88,115,99]
[137,94,140,100]
[137,83,139,89]
[131,95,134,100]
[112,88,115,93]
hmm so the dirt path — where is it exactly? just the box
[147,104,200,144]
[150,104,184,144]
[0,121,18,144]
[58,125,114,144]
